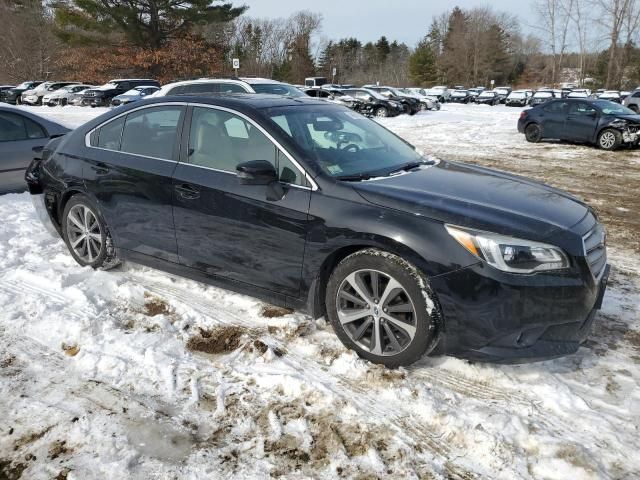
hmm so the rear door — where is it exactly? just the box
[0,111,49,192]
[84,104,185,262]
[541,101,570,138]
[171,105,312,296]
[564,101,599,142]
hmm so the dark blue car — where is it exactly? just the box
[518,99,640,150]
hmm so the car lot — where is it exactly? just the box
[0,103,638,479]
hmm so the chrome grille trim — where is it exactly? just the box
[583,223,607,280]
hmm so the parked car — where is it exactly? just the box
[303,88,367,113]
[154,77,304,98]
[82,79,160,107]
[304,77,328,88]
[567,90,590,99]
[25,95,609,366]
[474,91,500,106]
[598,91,622,103]
[0,105,69,193]
[2,81,44,105]
[342,88,404,117]
[111,86,160,107]
[43,85,93,106]
[424,86,451,102]
[505,90,531,107]
[518,98,640,150]
[449,89,473,104]
[401,88,441,110]
[530,91,555,106]
[622,89,640,112]
[0,85,16,103]
[494,87,512,103]
[22,82,80,106]
[362,86,421,115]
[467,88,483,99]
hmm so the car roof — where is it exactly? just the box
[240,77,288,85]
[141,94,328,110]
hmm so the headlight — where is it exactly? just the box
[445,225,569,273]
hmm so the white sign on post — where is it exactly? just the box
[490,79,495,86]
[232,58,240,69]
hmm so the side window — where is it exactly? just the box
[168,86,185,95]
[188,107,307,186]
[120,106,183,159]
[185,83,219,94]
[543,101,568,113]
[0,113,45,142]
[569,102,597,116]
[633,91,640,98]
[96,116,126,150]
[271,115,292,136]
[219,83,248,93]
[118,82,130,91]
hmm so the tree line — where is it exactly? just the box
[1,0,640,89]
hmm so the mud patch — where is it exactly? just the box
[186,326,247,354]
[261,305,293,318]
[48,440,70,460]
[143,293,172,317]
[0,354,15,368]
[0,459,27,480]
[61,343,79,357]
[555,445,596,473]
[13,426,53,451]
[624,330,640,350]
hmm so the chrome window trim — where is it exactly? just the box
[188,102,318,190]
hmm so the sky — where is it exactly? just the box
[238,0,534,47]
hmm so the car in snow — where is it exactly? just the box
[43,85,94,107]
[110,86,161,107]
[82,79,161,107]
[2,81,44,105]
[622,89,640,112]
[0,85,16,103]
[399,88,441,110]
[0,105,69,193]
[25,95,609,367]
[425,86,451,102]
[505,90,531,107]
[22,82,81,106]
[493,87,512,103]
[341,88,404,117]
[566,90,590,99]
[153,78,305,98]
[518,98,640,150]
[530,90,555,107]
[474,91,500,106]
[449,90,473,104]
[361,86,421,115]
[597,91,622,103]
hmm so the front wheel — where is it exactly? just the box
[375,106,389,118]
[525,123,542,143]
[325,249,439,368]
[62,195,120,269]
[597,128,622,150]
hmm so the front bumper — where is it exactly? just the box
[429,260,610,362]
[82,97,108,107]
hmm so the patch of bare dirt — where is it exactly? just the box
[143,292,172,317]
[186,326,247,354]
[48,440,70,460]
[624,329,640,350]
[0,459,27,480]
[261,305,293,318]
[61,343,79,357]
[555,444,597,473]
[12,426,53,451]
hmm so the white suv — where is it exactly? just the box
[153,77,304,97]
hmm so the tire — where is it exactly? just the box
[16,97,22,105]
[629,105,638,113]
[525,123,542,143]
[62,194,120,269]
[597,128,622,151]
[325,249,439,368]
[375,106,389,118]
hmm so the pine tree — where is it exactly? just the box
[409,37,438,86]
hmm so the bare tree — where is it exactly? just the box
[533,0,573,86]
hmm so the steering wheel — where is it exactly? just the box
[340,143,360,153]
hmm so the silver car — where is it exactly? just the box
[43,85,94,106]
[0,106,69,193]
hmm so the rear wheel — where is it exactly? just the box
[525,123,542,143]
[325,249,439,368]
[597,128,622,150]
[375,106,389,118]
[62,195,120,269]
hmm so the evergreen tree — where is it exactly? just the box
[409,37,438,86]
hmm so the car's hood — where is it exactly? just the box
[352,160,589,241]
[114,94,139,101]
[609,114,640,123]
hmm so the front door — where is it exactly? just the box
[83,105,185,262]
[172,105,312,297]
[564,101,599,142]
[541,100,570,138]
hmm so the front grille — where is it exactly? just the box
[583,223,607,279]
[84,91,97,97]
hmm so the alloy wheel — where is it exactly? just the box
[336,269,417,356]
[376,107,388,118]
[599,131,616,149]
[66,204,103,263]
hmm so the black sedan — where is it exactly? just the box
[449,90,473,103]
[0,106,69,193]
[474,91,500,105]
[26,95,608,366]
[518,99,640,150]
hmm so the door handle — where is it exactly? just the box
[91,163,110,175]
[175,183,200,200]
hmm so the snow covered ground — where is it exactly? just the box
[1,104,639,479]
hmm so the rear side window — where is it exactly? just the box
[219,83,248,93]
[120,106,184,160]
[96,116,125,150]
[543,101,569,113]
[185,84,219,95]
[0,112,46,142]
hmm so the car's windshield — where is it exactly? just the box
[362,89,387,100]
[594,100,636,115]
[266,106,426,179]
[508,92,526,98]
[452,90,468,96]
[495,88,509,94]
[534,92,552,98]
[600,92,620,97]
[17,82,34,89]
[250,83,304,97]
[479,92,495,98]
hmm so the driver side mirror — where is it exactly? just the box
[236,160,285,201]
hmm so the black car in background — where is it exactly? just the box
[494,87,512,103]
[505,90,531,107]
[475,91,500,105]
[0,105,69,193]
[82,79,160,107]
[342,88,404,117]
[0,85,16,103]
[26,95,608,367]
[449,90,473,103]
[2,81,44,105]
[530,90,555,107]
[363,86,421,115]
[518,98,640,150]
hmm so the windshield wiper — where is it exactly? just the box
[387,160,433,176]
[336,173,372,182]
